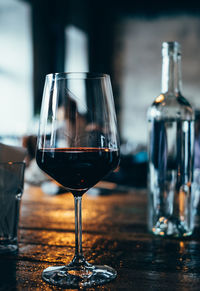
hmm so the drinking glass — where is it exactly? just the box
[0,162,25,253]
[36,72,120,288]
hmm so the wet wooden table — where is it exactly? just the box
[1,185,200,290]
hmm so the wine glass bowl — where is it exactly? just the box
[36,72,120,288]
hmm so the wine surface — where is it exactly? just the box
[36,148,119,193]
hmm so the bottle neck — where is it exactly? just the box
[161,51,182,95]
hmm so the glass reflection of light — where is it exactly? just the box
[155,94,165,104]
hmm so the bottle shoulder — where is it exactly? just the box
[147,93,194,120]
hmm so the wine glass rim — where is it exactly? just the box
[46,72,110,80]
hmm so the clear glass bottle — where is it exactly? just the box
[147,42,195,237]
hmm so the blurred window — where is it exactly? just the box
[0,0,33,141]
[65,25,88,72]
[64,25,88,114]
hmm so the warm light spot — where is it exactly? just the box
[159,217,165,222]
[155,94,165,103]
[105,148,109,152]
[68,269,93,276]
[49,209,74,219]
[160,231,165,236]
[8,161,13,165]
[179,190,185,218]
[179,241,185,253]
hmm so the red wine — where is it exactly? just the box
[36,148,119,193]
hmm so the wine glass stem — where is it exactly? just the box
[73,196,84,264]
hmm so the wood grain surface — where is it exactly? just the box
[0,186,200,290]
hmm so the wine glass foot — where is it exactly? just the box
[42,261,117,288]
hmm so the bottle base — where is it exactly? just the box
[150,216,193,237]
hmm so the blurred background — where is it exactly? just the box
[1,0,200,188]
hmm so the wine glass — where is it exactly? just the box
[36,72,120,288]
